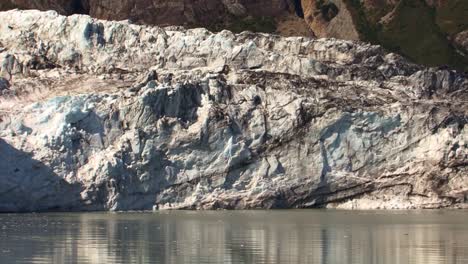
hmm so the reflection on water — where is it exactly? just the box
[0,210,467,264]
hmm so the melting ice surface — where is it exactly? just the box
[0,210,467,264]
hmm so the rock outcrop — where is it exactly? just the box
[0,10,467,212]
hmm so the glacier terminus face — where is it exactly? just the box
[0,10,466,212]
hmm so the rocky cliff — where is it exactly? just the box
[0,10,467,212]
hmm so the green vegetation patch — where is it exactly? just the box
[435,0,468,35]
[207,15,277,34]
[376,0,467,69]
[343,0,380,43]
[0,2,18,10]
[345,0,468,70]
[228,16,277,34]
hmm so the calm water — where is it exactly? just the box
[0,210,467,264]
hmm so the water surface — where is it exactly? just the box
[0,210,467,264]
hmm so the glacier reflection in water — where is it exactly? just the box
[0,210,467,264]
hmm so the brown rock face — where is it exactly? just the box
[241,0,290,17]
[0,0,89,14]
[88,0,296,27]
[301,0,360,40]
[455,30,468,56]
[89,0,221,26]
[0,0,297,27]
[0,0,312,36]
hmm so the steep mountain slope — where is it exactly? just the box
[301,0,468,70]
[0,10,466,212]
